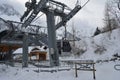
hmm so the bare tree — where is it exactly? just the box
[93,0,120,37]
[104,0,119,28]
[97,0,119,38]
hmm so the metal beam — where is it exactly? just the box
[22,33,29,67]
[55,5,81,29]
[7,20,46,28]
[21,0,48,28]
[46,11,59,66]
[1,40,23,45]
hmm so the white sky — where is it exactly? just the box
[15,0,107,27]
[0,0,107,36]
[14,0,107,36]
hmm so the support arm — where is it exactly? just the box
[55,5,81,30]
[21,0,48,28]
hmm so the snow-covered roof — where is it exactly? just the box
[13,46,48,54]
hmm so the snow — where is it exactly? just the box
[0,1,120,80]
[0,61,120,80]
[97,61,120,80]
[13,46,48,54]
[75,28,120,61]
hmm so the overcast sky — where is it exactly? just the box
[13,0,106,25]
[0,0,107,36]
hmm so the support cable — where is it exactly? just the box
[55,0,90,30]
[32,13,44,23]
[81,0,90,8]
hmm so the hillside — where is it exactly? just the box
[78,28,120,61]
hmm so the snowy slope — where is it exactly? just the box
[79,28,120,61]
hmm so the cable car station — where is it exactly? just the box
[0,0,90,67]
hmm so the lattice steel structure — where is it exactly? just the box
[0,0,89,67]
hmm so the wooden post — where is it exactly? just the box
[75,63,78,78]
[93,64,96,80]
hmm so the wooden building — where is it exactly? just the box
[29,47,47,61]
[0,44,20,60]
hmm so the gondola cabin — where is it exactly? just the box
[29,47,47,61]
[57,39,71,55]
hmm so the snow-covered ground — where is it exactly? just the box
[0,1,120,80]
[0,61,120,80]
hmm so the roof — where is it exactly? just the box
[31,47,40,51]
[0,44,20,52]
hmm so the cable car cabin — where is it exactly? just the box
[57,40,71,55]
[29,48,47,61]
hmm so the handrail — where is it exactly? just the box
[114,64,120,71]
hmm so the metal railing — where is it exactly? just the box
[114,64,120,71]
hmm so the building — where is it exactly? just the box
[29,47,47,61]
